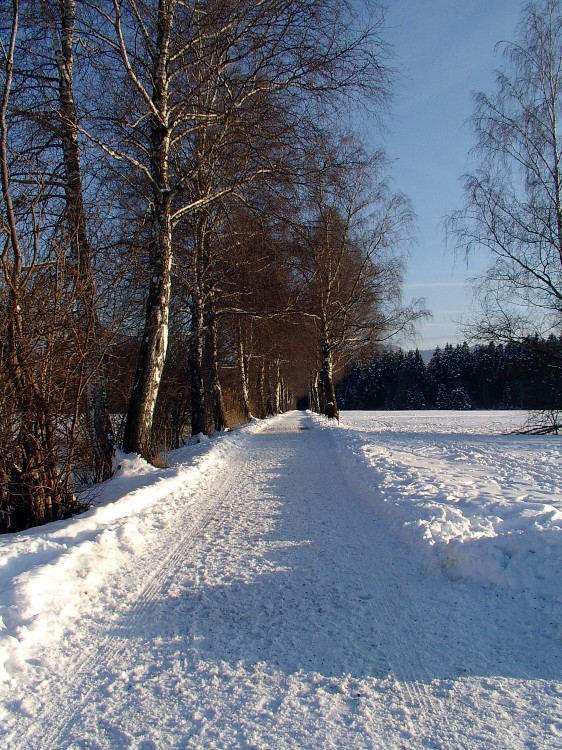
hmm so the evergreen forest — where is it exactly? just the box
[337,338,562,412]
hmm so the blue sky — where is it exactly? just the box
[376,0,525,350]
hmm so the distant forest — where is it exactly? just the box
[337,337,562,411]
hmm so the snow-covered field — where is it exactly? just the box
[0,410,561,749]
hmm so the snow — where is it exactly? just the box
[0,434,248,684]
[326,411,562,634]
[0,410,561,748]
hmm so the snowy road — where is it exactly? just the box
[2,411,562,748]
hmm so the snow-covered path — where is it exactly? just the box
[2,411,562,749]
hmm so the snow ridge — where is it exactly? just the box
[0,421,265,686]
[319,410,562,636]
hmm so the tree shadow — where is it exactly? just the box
[107,426,561,685]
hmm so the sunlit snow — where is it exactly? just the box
[0,410,561,749]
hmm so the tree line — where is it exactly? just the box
[0,0,423,532]
[338,337,562,412]
[3,0,562,533]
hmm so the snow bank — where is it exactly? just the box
[0,423,263,684]
[317,411,562,631]
[2,409,561,689]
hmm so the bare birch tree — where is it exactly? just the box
[37,0,115,481]
[450,0,562,341]
[84,0,392,455]
[290,140,423,418]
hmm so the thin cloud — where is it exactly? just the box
[404,281,466,290]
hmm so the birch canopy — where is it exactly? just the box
[0,0,422,530]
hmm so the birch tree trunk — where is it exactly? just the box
[320,341,339,419]
[188,210,208,437]
[123,191,173,457]
[122,0,173,458]
[208,312,228,432]
[273,358,281,414]
[310,371,320,414]
[238,327,252,422]
[256,361,267,418]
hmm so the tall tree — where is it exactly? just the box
[290,139,422,418]
[450,0,562,342]
[40,0,114,481]
[0,0,80,529]
[87,0,392,456]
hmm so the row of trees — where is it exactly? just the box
[338,337,562,411]
[0,0,422,531]
[5,0,562,532]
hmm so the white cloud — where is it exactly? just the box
[404,281,466,290]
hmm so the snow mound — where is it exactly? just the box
[318,410,562,633]
[0,424,259,684]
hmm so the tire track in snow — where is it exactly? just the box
[313,421,461,750]
[169,412,462,748]
[237,418,459,750]
[9,412,548,748]
[14,429,259,750]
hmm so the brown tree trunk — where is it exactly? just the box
[47,0,114,480]
[266,390,274,416]
[189,324,206,437]
[0,3,68,529]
